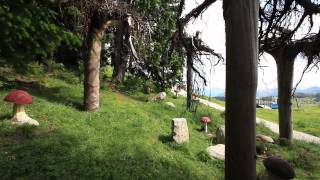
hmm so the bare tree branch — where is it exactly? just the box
[180,0,217,27]
[295,0,320,14]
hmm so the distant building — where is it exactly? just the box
[270,102,278,109]
[256,96,278,109]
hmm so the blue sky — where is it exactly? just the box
[184,0,320,90]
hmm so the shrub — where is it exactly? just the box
[117,76,157,95]
[48,60,81,84]
[100,65,113,81]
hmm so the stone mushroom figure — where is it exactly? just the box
[200,116,212,133]
[4,90,39,126]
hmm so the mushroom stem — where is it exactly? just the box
[205,123,208,133]
[12,104,29,122]
[13,104,25,115]
[11,104,39,125]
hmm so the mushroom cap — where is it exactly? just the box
[4,90,32,105]
[200,116,212,124]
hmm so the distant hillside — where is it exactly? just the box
[204,86,320,98]
[297,86,320,94]
[204,88,225,97]
[315,93,320,102]
[256,88,278,98]
[250,86,320,97]
[204,88,278,98]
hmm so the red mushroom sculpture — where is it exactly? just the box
[200,116,212,133]
[4,90,39,126]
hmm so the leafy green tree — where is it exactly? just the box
[0,0,80,66]
[130,0,184,90]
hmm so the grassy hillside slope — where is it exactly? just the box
[0,77,319,179]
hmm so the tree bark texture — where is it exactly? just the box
[271,48,296,141]
[186,53,193,110]
[112,20,129,84]
[224,0,258,179]
[84,18,112,111]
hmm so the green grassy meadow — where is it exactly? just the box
[0,76,319,179]
[205,96,320,137]
[256,103,320,137]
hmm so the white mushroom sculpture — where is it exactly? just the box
[4,90,39,126]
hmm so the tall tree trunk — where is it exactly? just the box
[224,0,258,179]
[112,20,129,83]
[84,18,110,111]
[112,60,127,83]
[186,53,193,110]
[271,48,296,141]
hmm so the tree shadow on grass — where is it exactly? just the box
[0,125,82,179]
[158,134,173,143]
[195,127,204,132]
[128,95,150,102]
[29,86,83,111]
[0,114,11,121]
[0,76,83,111]
[0,125,216,179]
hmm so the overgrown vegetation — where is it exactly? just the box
[0,0,81,64]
